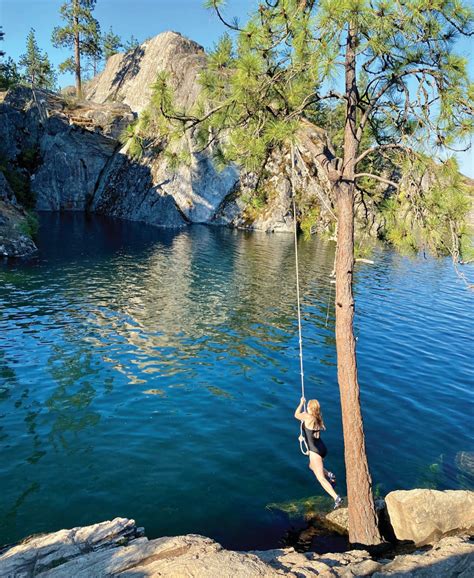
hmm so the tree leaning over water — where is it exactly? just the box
[129,0,474,545]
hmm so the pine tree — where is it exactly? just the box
[19,28,56,90]
[123,35,140,52]
[51,0,100,97]
[102,27,123,60]
[0,57,21,91]
[145,0,473,545]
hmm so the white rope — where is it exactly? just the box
[290,144,309,456]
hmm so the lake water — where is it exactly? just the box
[1,213,473,550]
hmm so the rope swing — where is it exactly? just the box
[290,144,309,456]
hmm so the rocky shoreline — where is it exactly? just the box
[1,489,473,577]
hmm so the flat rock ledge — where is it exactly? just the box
[1,518,473,578]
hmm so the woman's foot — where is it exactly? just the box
[333,495,343,510]
[326,471,336,486]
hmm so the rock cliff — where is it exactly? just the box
[84,31,206,114]
[1,516,472,577]
[0,173,37,257]
[85,31,240,225]
[0,86,186,231]
[0,33,341,242]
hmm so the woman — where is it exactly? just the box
[294,396,342,509]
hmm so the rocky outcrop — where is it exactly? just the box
[89,149,187,227]
[0,88,134,211]
[1,518,472,578]
[385,489,474,546]
[371,535,474,577]
[84,32,206,114]
[0,174,37,257]
[85,31,239,225]
[0,87,185,227]
[33,115,118,211]
[0,34,337,234]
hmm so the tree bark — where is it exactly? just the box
[74,0,81,97]
[334,22,382,546]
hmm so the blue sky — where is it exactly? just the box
[2,0,473,176]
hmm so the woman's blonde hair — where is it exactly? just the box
[307,399,325,430]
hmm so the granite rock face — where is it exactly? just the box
[89,149,187,228]
[385,489,474,546]
[85,31,239,224]
[0,86,185,227]
[33,115,118,211]
[0,174,37,258]
[1,518,472,578]
[84,31,206,114]
[0,88,134,212]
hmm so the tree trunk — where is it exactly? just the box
[74,1,81,98]
[335,187,381,545]
[334,22,382,546]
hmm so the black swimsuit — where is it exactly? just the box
[302,423,328,458]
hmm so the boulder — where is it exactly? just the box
[372,535,474,577]
[385,489,474,546]
[456,451,474,478]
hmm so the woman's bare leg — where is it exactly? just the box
[309,452,338,500]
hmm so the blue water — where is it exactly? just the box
[0,213,473,550]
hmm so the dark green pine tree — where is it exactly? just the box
[51,0,100,96]
[19,28,56,90]
[123,35,140,52]
[102,27,123,61]
[146,0,474,545]
[0,27,22,90]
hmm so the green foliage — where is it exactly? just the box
[17,146,41,173]
[120,121,144,160]
[300,205,321,239]
[51,0,100,87]
[0,150,38,209]
[19,29,56,90]
[380,156,474,259]
[19,210,39,239]
[145,0,473,264]
[0,56,22,91]
[102,27,122,60]
[1,167,35,208]
[0,27,22,90]
[123,35,140,52]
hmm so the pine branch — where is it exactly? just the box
[354,173,399,189]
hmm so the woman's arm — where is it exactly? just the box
[294,397,307,421]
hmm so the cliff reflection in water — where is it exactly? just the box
[82,223,338,393]
[0,213,472,550]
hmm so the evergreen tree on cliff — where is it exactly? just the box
[102,27,123,61]
[52,0,100,96]
[123,35,140,52]
[133,0,473,545]
[0,29,23,90]
[19,28,56,90]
